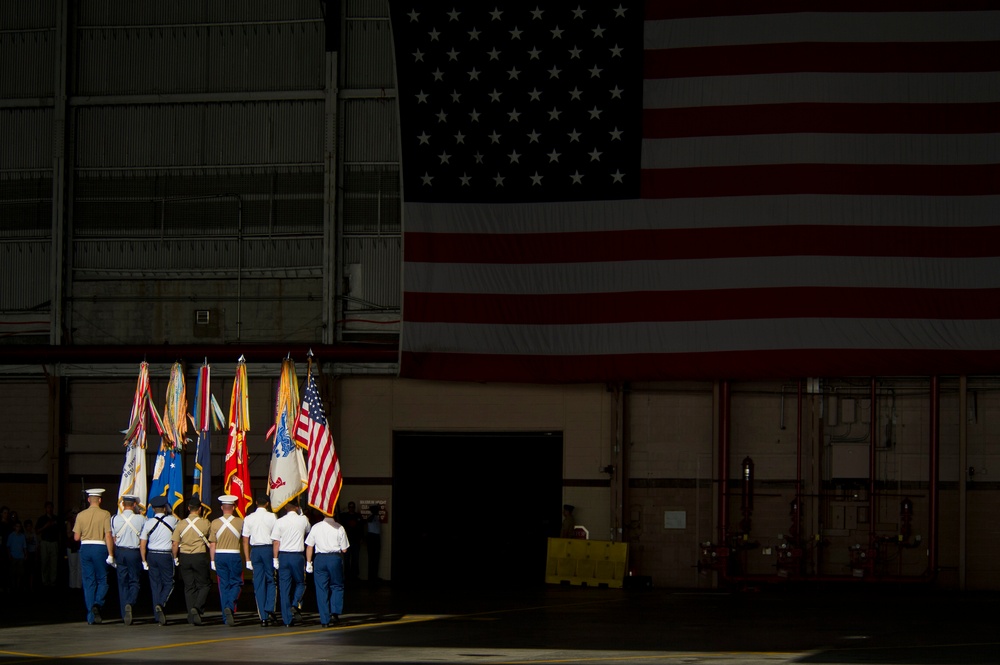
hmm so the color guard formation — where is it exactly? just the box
[75,489,349,627]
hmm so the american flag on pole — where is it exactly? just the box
[295,371,342,517]
[391,2,1000,383]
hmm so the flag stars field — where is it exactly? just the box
[393,1,640,202]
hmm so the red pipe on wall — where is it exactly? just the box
[0,343,399,365]
[718,380,731,544]
[869,377,877,548]
[929,376,939,578]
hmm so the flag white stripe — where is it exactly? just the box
[406,257,1000,294]
[403,197,1000,234]
[645,12,1000,49]
[642,134,1000,169]
[401,319,1000,355]
[643,73,1000,108]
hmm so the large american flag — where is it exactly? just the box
[295,373,343,517]
[392,2,1000,383]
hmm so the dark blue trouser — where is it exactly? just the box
[314,552,345,624]
[277,551,305,625]
[115,547,142,618]
[250,545,276,621]
[80,543,110,624]
[146,551,174,612]
[215,552,243,622]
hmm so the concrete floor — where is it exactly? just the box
[1,582,998,664]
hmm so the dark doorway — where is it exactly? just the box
[392,431,563,587]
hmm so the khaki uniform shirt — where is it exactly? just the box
[172,515,211,554]
[209,515,244,552]
[73,503,112,541]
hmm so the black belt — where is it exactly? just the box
[316,552,343,557]
[118,546,139,550]
[251,544,272,548]
[149,549,172,554]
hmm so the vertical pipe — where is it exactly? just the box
[869,378,877,547]
[929,376,940,578]
[959,375,967,589]
[795,380,803,542]
[718,381,730,544]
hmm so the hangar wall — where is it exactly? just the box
[3,374,1000,588]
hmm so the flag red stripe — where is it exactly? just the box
[640,164,1000,198]
[402,348,1000,383]
[405,224,1000,264]
[645,1,1000,20]
[644,42,1000,79]
[404,288,1000,325]
[643,103,1000,138]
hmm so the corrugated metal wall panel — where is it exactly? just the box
[0,0,55,30]
[72,237,322,277]
[0,178,52,236]
[346,0,389,20]
[0,241,50,310]
[342,164,400,234]
[343,17,395,90]
[73,170,324,236]
[74,102,324,168]
[342,98,398,163]
[0,30,56,98]
[75,22,325,95]
[0,108,53,172]
[342,236,401,310]
[76,0,322,26]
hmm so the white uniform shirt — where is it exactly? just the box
[270,511,311,553]
[111,509,144,548]
[140,513,178,552]
[242,506,277,546]
[305,518,350,554]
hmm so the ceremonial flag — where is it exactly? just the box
[390,2,1000,383]
[147,362,188,514]
[267,359,308,511]
[118,362,150,514]
[295,369,342,517]
[191,362,223,518]
[224,357,253,518]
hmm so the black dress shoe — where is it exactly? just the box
[92,605,102,624]
[292,606,302,621]
[155,605,166,626]
[321,623,329,628]
[224,607,235,627]
[124,603,133,626]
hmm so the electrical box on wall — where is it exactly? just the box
[664,510,686,529]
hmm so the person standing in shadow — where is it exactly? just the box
[365,504,381,586]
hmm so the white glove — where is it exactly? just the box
[173,557,179,567]
[246,560,253,571]
[106,555,116,567]
[210,560,216,571]
[142,561,149,571]
[306,561,314,573]
[273,558,280,570]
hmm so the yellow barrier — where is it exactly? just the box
[545,537,628,588]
